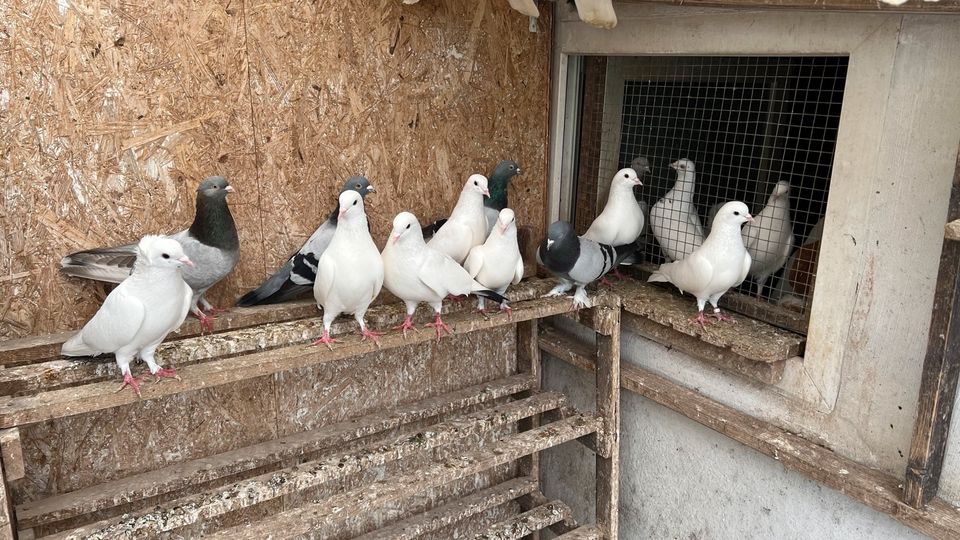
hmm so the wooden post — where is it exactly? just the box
[517,319,542,540]
[905,154,960,508]
[594,306,620,539]
[0,457,16,540]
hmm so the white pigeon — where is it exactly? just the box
[650,158,705,262]
[583,167,645,247]
[311,191,385,349]
[648,201,753,328]
[742,181,795,299]
[573,0,617,28]
[61,236,194,397]
[508,0,540,17]
[382,212,507,341]
[464,208,524,314]
[427,174,490,264]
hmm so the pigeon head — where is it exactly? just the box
[465,174,490,197]
[491,160,521,182]
[196,176,234,200]
[496,208,517,235]
[487,160,520,211]
[670,158,696,176]
[340,176,376,198]
[137,235,194,269]
[337,190,366,221]
[545,220,575,251]
[630,156,652,174]
[389,211,424,245]
[770,181,791,201]
[714,201,754,228]
[611,168,642,190]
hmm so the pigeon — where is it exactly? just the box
[508,0,540,17]
[311,190,384,349]
[60,176,239,333]
[742,181,795,299]
[463,208,524,314]
[426,174,490,264]
[537,220,637,309]
[648,201,754,328]
[583,167,646,279]
[61,236,194,397]
[650,158,705,262]
[236,176,375,307]
[422,160,521,239]
[383,212,508,341]
[573,0,617,28]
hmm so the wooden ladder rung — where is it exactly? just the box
[555,524,604,539]
[42,392,571,539]
[475,499,575,539]
[204,414,601,540]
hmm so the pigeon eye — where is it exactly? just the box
[473,180,478,186]
[734,211,740,216]
[162,253,170,259]
[352,200,357,206]
[405,224,411,229]
[624,173,629,178]
[355,184,361,188]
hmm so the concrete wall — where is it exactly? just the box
[545,2,960,537]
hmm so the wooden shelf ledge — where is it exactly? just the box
[555,525,603,539]
[476,499,575,539]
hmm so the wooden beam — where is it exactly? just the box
[555,525,602,539]
[905,150,960,508]
[623,0,960,13]
[594,305,620,539]
[16,374,536,532]
[0,459,13,540]
[0,429,24,482]
[476,500,574,539]
[516,319,542,530]
[355,477,538,540]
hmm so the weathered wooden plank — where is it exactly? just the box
[594,306,619,540]
[516,319,541,510]
[356,477,538,540]
[905,153,960,509]
[0,463,12,540]
[622,312,786,384]
[0,429,24,482]
[475,500,573,539]
[538,324,597,372]
[619,281,804,363]
[47,394,568,540]
[516,490,580,537]
[16,374,535,531]
[205,415,601,540]
[624,0,960,12]
[621,363,960,540]
[554,525,602,539]
[0,292,587,429]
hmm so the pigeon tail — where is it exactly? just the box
[236,263,311,307]
[472,289,508,305]
[61,333,99,357]
[60,247,137,284]
[647,271,670,283]
[421,218,448,239]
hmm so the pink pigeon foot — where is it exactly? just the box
[311,331,339,350]
[476,307,490,318]
[500,305,513,320]
[612,268,630,281]
[152,367,181,382]
[712,309,737,323]
[393,316,418,338]
[599,276,616,287]
[425,314,452,343]
[196,311,215,334]
[689,311,714,330]
[360,327,383,346]
[204,306,230,316]
[116,373,144,398]
[446,294,467,304]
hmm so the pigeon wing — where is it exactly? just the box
[463,246,485,279]
[513,255,524,285]
[77,286,147,353]
[419,249,473,298]
[313,253,337,306]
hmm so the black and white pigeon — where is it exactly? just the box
[60,176,239,333]
[382,212,507,342]
[311,190,384,349]
[61,236,194,397]
[422,160,521,239]
[537,220,637,309]
[236,176,375,307]
[648,201,753,328]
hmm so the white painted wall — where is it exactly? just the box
[544,2,960,536]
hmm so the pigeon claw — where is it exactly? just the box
[393,316,419,338]
[116,373,144,398]
[425,315,452,343]
[476,307,490,319]
[197,311,215,334]
[712,309,737,323]
[360,327,383,348]
[311,331,339,351]
[611,268,630,281]
[152,367,181,382]
[689,311,714,330]
[599,276,616,288]
[500,304,513,320]
[204,306,230,317]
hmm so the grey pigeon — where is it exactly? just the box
[236,176,375,307]
[427,174,490,264]
[650,159,705,261]
[382,212,507,341]
[538,220,637,309]
[311,191,384,349]
[60,176,239,333]
[61,236,194,396]
[423,160,521,239]
[648,201,753,328]
[742,181,795,299]
[463,208,524,314]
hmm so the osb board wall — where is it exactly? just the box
[0,0,552,339]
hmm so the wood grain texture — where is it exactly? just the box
[0,0,552,340]
[624,0,960,12]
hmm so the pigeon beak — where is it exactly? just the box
[482,187,490,197]
[745,214,755,223]
[392,232,401,244]
[338,208,347,220]
[224,185,235,193]
[367,185,376,193]
[178,256,195,267]
[634,178,644,186]
[499,222,508,234]
[644,166,651,173]
[546,239,555,251]
[669,161,679,170]
[516,167,523,175]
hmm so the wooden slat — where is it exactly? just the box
[0,429,24,482]
[594,306,620,539]
[205,414,601,540]
[0,292,587,429]
[539,324,597,372]
[905,151,960,508]
[356,477,538,540]
[515,319,542,533]
[626,0,960,12]
[554,525,603,539]
[475,500,574,539]
[517,490,580,537]
[47,393,568,540]
[622,312,785,384]
[621,363,960,540]
[16,374,536,531]
[618,281,804,363]
[0,460,13,540]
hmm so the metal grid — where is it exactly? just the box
[574,55,848,329]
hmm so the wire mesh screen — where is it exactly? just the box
[573,55,848,332]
